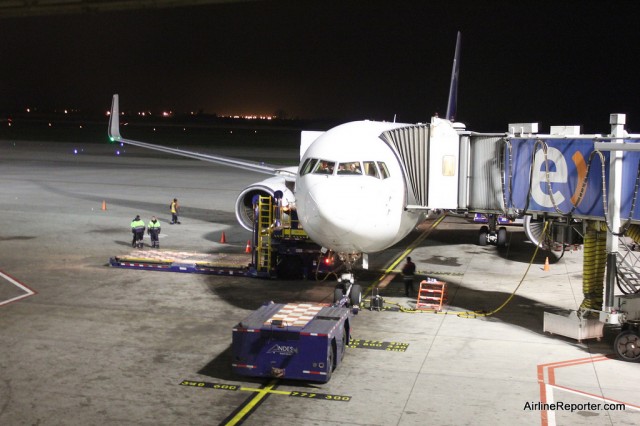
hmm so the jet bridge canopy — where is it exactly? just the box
[379,117,460,210]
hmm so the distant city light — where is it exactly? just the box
[221,114,276,120]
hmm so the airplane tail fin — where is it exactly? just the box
[445,31,461,121]
[108,94,121,141]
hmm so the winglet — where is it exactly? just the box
[445,31,461,121]
[108,94,121,141]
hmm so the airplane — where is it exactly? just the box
[108,32,464,297]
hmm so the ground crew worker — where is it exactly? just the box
[130,215,145,248]
[170,198,180,224]
[402,256,416,297]
[147,216,161,248]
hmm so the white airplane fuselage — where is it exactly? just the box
[295,120,423,253]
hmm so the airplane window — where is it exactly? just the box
[300,158,316,176]
[313,160,335,174]
[363,161,379,178]
[337,161,362,175]
[377,161,390,179]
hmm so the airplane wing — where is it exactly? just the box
[108,94,297,179]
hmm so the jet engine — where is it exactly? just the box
[523,215,583,248]
[234,176,295,231]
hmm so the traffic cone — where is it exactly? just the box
[101,200,107,211]
[220,232,227,243]
[245,240,251,253]
[543,257,550,272]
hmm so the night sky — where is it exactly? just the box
[1,0,640,132]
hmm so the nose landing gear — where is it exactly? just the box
[332,253,363,308]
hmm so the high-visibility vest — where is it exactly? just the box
[148,220,161,229]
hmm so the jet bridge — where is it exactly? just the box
[455,114,640,362]
[382,111,640,362]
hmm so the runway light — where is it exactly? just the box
[73,149,78,154]
[116,150,121,155]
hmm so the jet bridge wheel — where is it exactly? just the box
[478,226,489,246]
[614,328,640,362]
[497,227,507,247]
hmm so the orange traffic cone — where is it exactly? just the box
[543,257,550,272]
[101,200,107,211]
[220,232,227,243]
[245,240,251,253]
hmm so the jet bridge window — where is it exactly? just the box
[377,161,390,179]
[313,160,335,174]
[300,158,317,176]
[337,161,362,175]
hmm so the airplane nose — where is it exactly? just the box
[304,181,358,235]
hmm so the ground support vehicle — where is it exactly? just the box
[232,301,355,382]
[109,251,251,276]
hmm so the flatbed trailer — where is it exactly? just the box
[109,250,251,276]
[232,301,353,382]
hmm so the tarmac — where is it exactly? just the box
[1,138,639,425]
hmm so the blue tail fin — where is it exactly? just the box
[445,31,461,121]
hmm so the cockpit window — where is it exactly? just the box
[377,161,390,179]
[337,161,362,175]
[300,158,316,176]
[313,160,335,174]
[363,161,379,178]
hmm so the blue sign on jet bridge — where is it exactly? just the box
[506,138,608,218]
[506,138,640,221]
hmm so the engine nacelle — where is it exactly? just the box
[523,215,583,248]
[235,176,296,231]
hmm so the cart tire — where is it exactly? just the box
[326,342,335,382]
[614,330,640,362]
